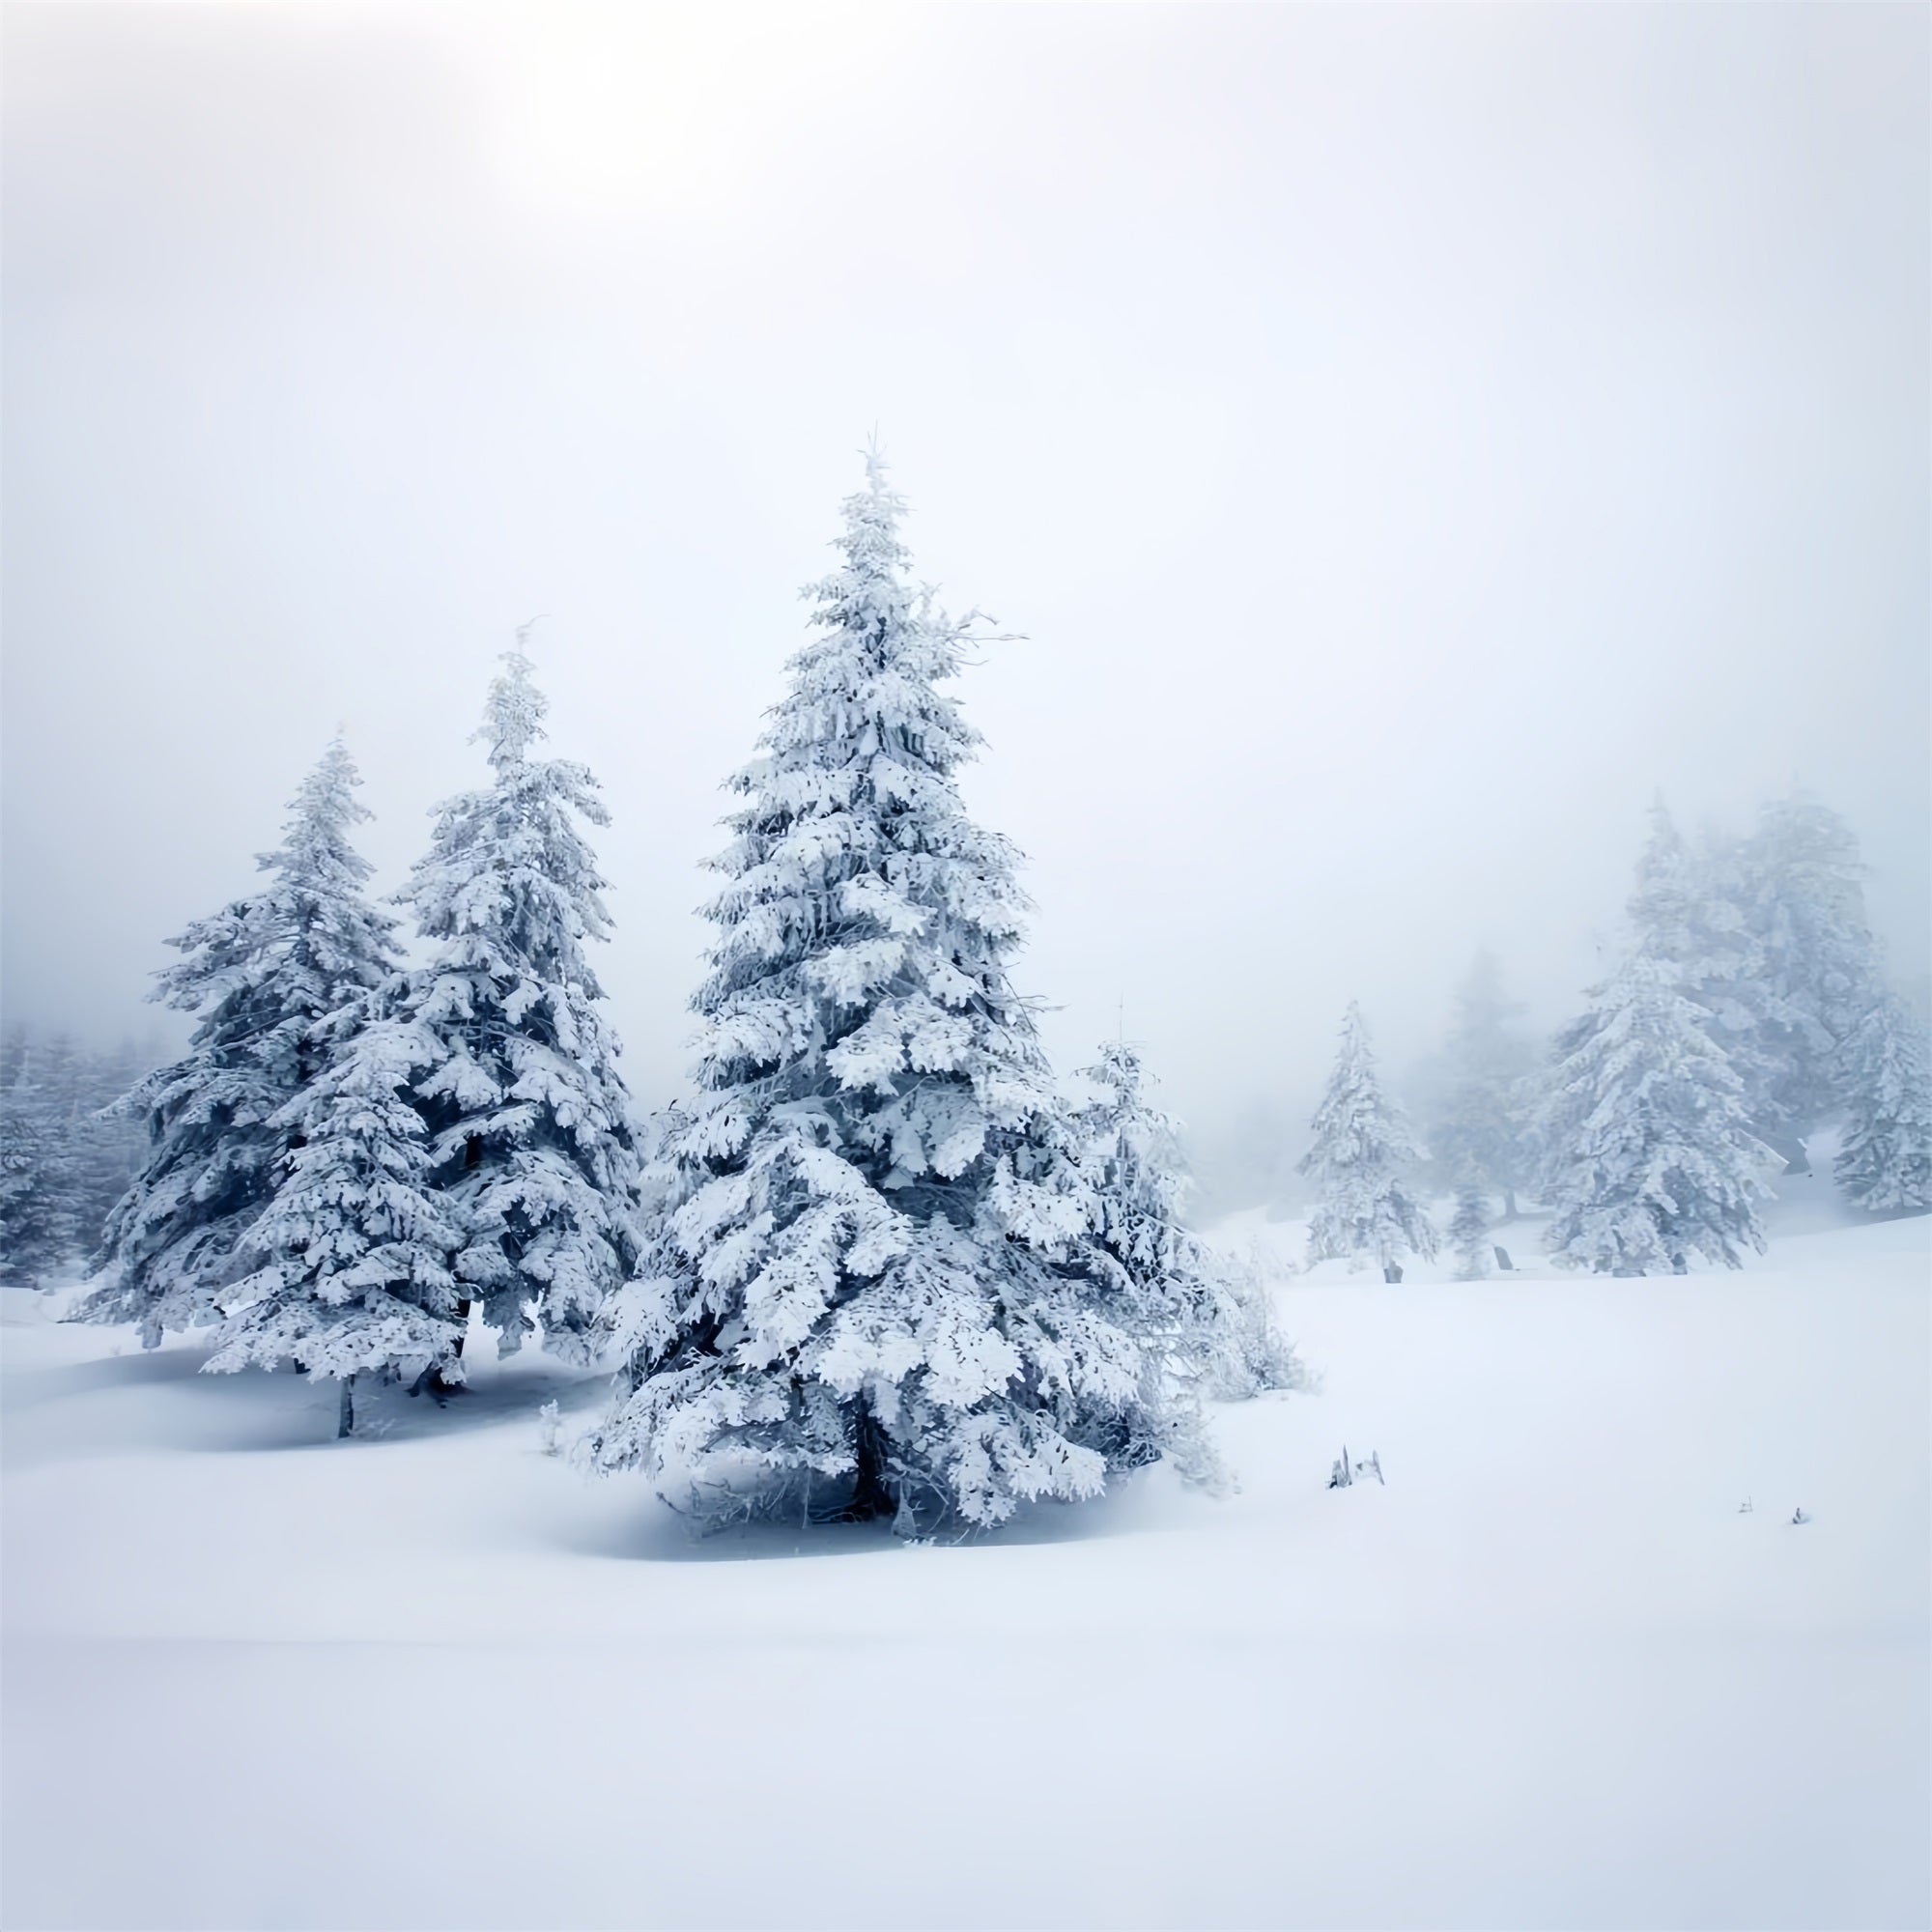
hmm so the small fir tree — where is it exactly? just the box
[1540,951,1773,1275]
[204,1003,468,1433]
[1448,1179,1491,1280]
[1833,994,1932,1213]
[394,639,641,1367]
[1300,1003,1438,1278]
[83,741,399,1343]
[590,454,1187,1532]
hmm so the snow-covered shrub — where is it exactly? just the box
[1199,1238,1307,1402]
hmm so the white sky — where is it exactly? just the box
[4,1,1926,1163]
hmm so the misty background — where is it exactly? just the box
[4,1,1926,1207]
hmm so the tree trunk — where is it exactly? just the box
[841,1405,895,1521]
[431,1297,473,1398]
[1502,1186,1519,1222]
[336,1374,355,1439]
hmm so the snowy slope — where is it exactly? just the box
[3,1208,1926,1931]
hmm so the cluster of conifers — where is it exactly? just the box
[1291,788,1931,1288]
[47,453,1932,1532]
[69,455,1298,1533]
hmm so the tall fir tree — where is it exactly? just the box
[1539,949,1773,1275]
[1832,992,1932,1213]
[394,639,640,1366]
[204,1002,469,1433]
[83,741,399,1344]
[1429,950,1536,1218]
[1299,1003,1438,1278]
[590,455,1187,1531]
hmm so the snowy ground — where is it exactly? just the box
[4,1185,1927,1931]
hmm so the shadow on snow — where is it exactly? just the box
[557,1462,1177,1566]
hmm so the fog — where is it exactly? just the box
[4,2,1926,1190]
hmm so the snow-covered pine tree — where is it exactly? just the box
[1833,992,1932,1213]
[1540,950,1773,1275]
[1299,1003,1438,1279]
[1448,1179,1491,1280]
[394,639,639,1367]
[590,453,1182,1532]
[1729,790,1880,1163]
[1430,950,1536,1218]
[204,1001,468,1433]
[82,740,400,1344]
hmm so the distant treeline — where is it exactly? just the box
[0,1028,154,1287]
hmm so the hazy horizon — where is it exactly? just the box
[5,2,1926,1183]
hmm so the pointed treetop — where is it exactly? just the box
[475,626,551,774]
[284,733,366,828]
[1628,795,1696,959]
[827,444,912,595]
[260,735,375,894]
[1323,1002,1395,1102]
